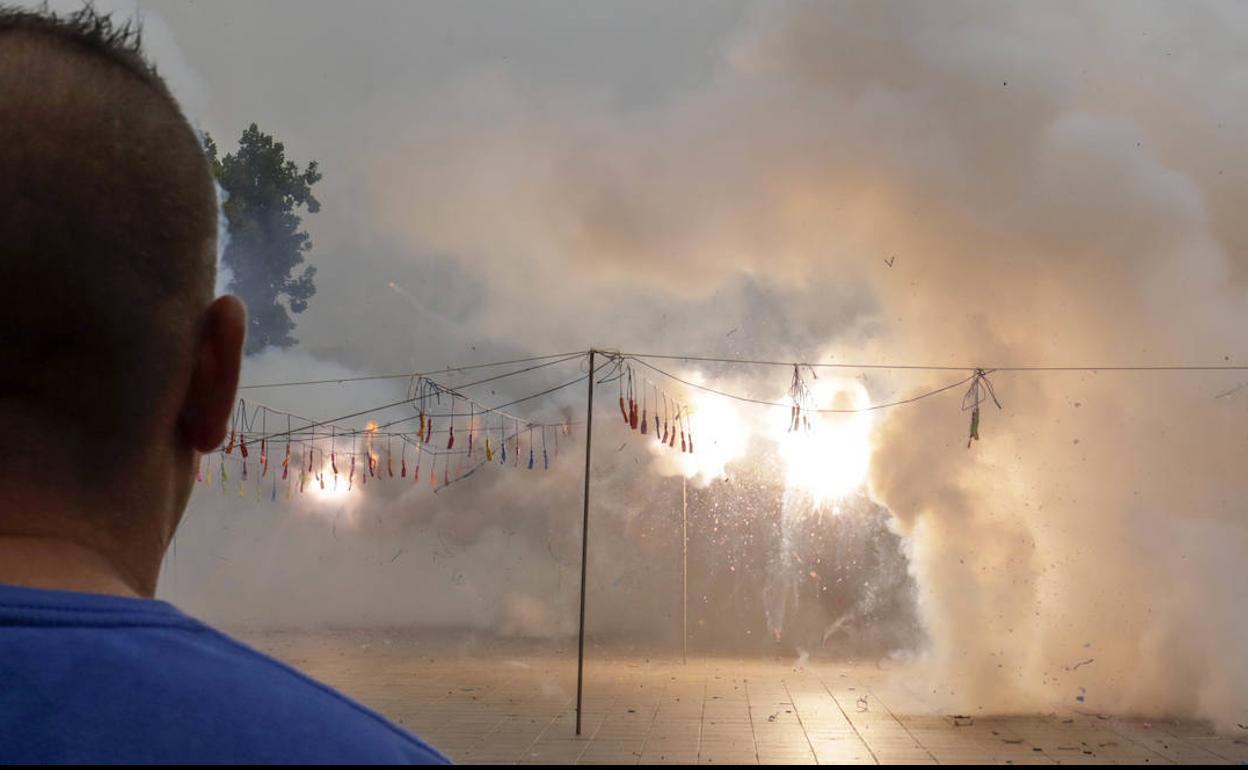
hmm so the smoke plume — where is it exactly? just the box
[149,0,1248,729]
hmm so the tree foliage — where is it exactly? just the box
[205,124,321,354]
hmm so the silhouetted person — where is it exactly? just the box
[0,6,445,763]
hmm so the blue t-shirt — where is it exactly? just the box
[0,583,448,764]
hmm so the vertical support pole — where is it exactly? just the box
[575,349,596,736]
[682,474,688,665]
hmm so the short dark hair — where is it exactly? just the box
[0,4,218,480]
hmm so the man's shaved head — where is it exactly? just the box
[0,5,218,480]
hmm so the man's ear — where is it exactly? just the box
[180,295,247,452]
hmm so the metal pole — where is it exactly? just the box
[575,349,596,736]
[682,474,688,665]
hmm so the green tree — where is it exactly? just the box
[205,124,321,354]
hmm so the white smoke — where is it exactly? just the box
[144,0,1248,730]
[212,181,233,296]
[342,0,1248,728]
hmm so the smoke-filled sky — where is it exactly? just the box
[37,0,1248,730]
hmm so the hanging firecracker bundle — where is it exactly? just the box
[628,369,639,430]
[789,365,801,432]
[640,381,649,435]
[618,371,629,425]
[787,364,817,433]
[349,437,357,490]
[446,396,456,450]
[257,412,268,477]
[962,368,1001,448]
[513,421,521,468]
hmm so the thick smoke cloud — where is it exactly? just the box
[340,1,1248,726]
[129,0,1248,729]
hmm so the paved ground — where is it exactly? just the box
[239,630,1248,765]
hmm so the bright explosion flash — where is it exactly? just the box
[303,421,381,510]
[677,391,747,483]
[307,479,353,504]
[775,376,874,509]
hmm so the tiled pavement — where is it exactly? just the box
[239,631,1248,765]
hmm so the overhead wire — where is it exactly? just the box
[620,351,1248,373]
[237,350,589,390]
[229,345,1248,450]
[243,352,589,445]
[628,356,975,414]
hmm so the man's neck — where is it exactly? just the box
[0,490,168,598]
[0,534,145,597]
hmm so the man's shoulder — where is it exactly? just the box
[135,621,450,763]
[0,585,448,764]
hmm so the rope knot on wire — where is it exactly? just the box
[962,368,1002,448]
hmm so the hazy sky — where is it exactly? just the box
[111,0,796,374]
[156,0,746,123]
